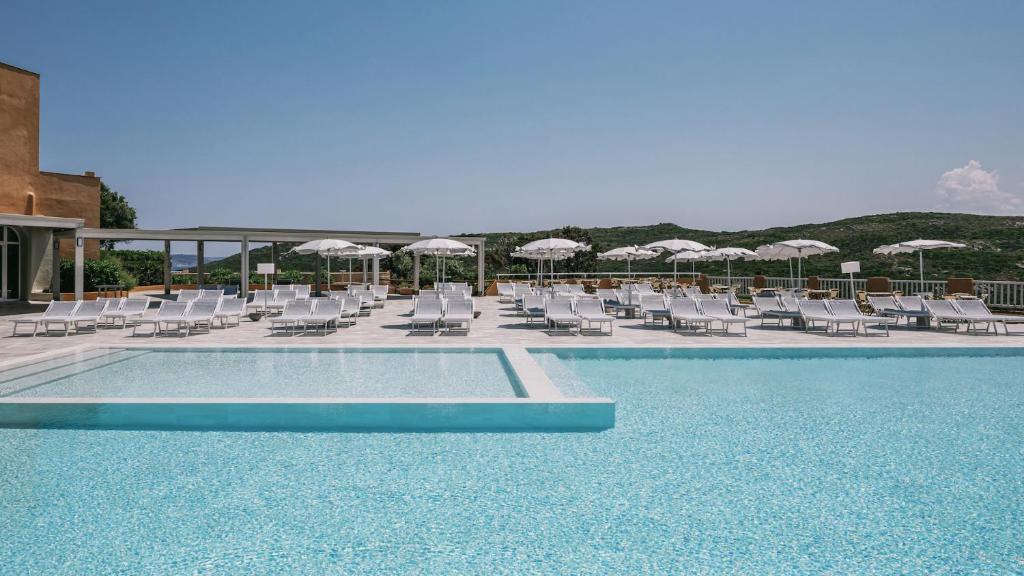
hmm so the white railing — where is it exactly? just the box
[493,273,1024,310]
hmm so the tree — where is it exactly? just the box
[99,182,138,249]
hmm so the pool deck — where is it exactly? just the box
[1,296,1021,364]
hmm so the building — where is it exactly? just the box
[0,61,101,301]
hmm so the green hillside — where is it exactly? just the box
[206,212,1024,283]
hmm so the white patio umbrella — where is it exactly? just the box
[288,238,360,290]
[644,239,711,281]
[664,249,710,278]
[873,239,966,293]
[755,243,795,286]
[597,246,658,278]
[514,238,590,286]
[757,239,839,288]
[400,238,476,285]
[700,247,758,290]
[512,248,576,285]
[348,245,392,284]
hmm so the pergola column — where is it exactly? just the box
[476,239,485,295]
[163,240,172,295]
[413,252,420,290]
[196,241,205,288]
[315,252,322,296]
[372,243,380,285]
[74,233,85,300]
[240,236,250,298]
[271,242,279,284]
[51,236,61,298]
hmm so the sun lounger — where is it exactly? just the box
[443,299,474,333]
[639,294,671,326]
[133,301,190,337]
[496,282,515,303]
[213,297,245,328]
[954,299,1024,335]
[522,295,546,326]
[545,299,581,334]
[269,300,313,335]
[305,299,343,335]
[98,297,150,328]
[725,292,754,317]
[12,301,79,336]
[752,295,801,327]
[371,285,389,306]
[246,289,276,315]
[922,299,973,331]
[829,299,895,336]
[797,299,860,336]
[199,288,224,300]
[176,289,201,303]
[667,299,713,334]
[410,298,443,333]
[67,301,109,334]
[185,300,219,334]
[699,299,748,336]
[338,297,360,326]
[575,298,614,335]
[267,290,297,314]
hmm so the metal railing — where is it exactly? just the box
[494,273,1024,310]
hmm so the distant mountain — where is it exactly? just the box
[170,254,224,271]
[206,212,1024,281]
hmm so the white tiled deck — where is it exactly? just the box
[2,296,1021,365]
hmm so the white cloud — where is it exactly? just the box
[935,160,1022,215]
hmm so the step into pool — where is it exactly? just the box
[0,348,614,432]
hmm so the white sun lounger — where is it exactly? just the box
[185,300,219,335]
[443,299,474,333]
[922,299,974,331]
[522,295,546,326]
[370,285,389,307]
[753,295,801,327]
[338,298,360,326]
[639,294,671,327]
[176,289,201,303]
[410,298,443,333]
[954,299,1024,335]
[12,301,79,336]
[269,300,313,335]
[829,299,895,336]
[669,299,714,334]
[67,300,109,334]
[133,301,190,337]
[698,298,748,336]
[545,299,581,334]
[305,299,343,335]
[797,299,860,336]
[98,297,150,328]
[267,290,297,314]
[496,282,515,303]
[575,298,614,335]
[212,297,245,328]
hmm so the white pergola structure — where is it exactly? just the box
[55,226,487,299]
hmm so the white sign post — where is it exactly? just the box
[840,261,860,299]
[256,263,275,289]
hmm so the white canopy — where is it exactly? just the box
[645,239,711,280]
[700,247,757,289]
[597,246,658,278]
[400,238,476,285]
[874,239,966,291]
[757,239,839,288]
[289,238,360,255]
[513,238,590,285]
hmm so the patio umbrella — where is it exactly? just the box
[597,246,658,279]
[664,249,710,278]
[644,239,711,281]
[289,238,360,291]
[512,248,576,285]
[514,238,590,286]
[755,243,795,286]
[873,239,966,293]
[347,245,392,284]
[700,247,758,290]
[400,238,476,285]
[757,239,838,288]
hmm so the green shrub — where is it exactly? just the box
[103,249,164,285]
[59,257,135,292]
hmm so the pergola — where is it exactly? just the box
[55,226,486,299]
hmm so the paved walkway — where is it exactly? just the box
[1,297,1021,364]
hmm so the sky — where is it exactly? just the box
[3,1,1022,256]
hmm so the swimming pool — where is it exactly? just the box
[1,347,1021,573]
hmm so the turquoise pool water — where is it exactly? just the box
[1,348,1022,574]
[0,348,520,398]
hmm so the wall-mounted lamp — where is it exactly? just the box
[76,237,84,248]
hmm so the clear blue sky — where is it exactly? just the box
[4,1,1022,251]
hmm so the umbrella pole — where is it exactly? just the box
[788,258,794,288]
[919,250,924,294]
[673,257,678,283]
[727,259,732,291]
[326,256,330,291]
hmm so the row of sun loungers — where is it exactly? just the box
[409,299,474,334]
[268,298,361,335]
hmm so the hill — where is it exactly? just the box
[207,212,1024,282]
